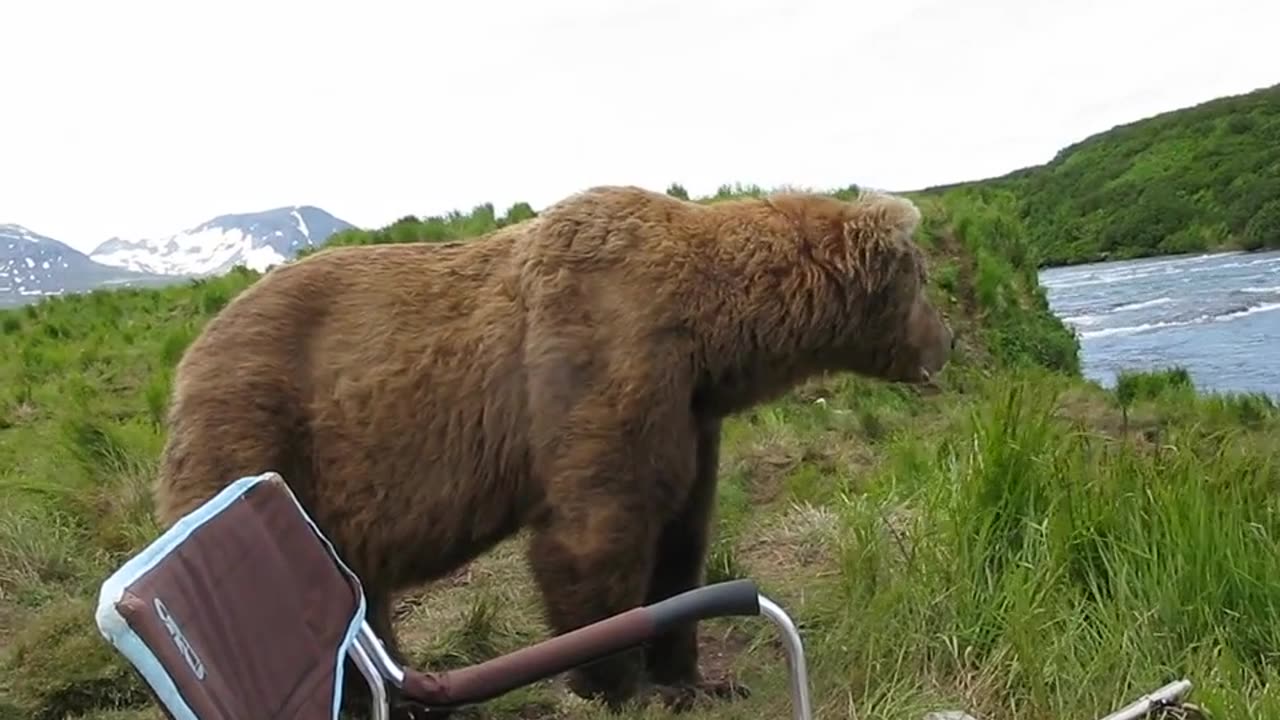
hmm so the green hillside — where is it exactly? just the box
[922,82,1280,266]
[1,179,1279,720]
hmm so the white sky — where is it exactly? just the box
[2,0,1278,253]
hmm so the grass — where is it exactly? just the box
[1,184,1277,719]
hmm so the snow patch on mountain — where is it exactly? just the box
[90,205,355,277]
[1,223,177,307]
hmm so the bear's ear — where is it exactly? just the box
[834,191,924,295]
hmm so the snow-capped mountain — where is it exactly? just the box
[90,205,355,277]
[0,224,178,308]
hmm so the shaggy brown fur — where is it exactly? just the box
[153,185,953,717]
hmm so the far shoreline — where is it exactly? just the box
[1036,243,1274,273]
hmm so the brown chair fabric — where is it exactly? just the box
[96,472,368,720]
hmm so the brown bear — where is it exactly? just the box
[153,184,954,717]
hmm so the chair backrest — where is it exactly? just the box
[95,471,370,720]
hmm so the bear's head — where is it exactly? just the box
[815,192,955,389]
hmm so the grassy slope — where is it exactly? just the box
[918,82,1280,267]
[0,184,1278,720]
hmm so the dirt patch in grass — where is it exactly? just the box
[739,502,841,579]
[727,428,877,506]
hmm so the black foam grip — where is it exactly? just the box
[645,579,761,635]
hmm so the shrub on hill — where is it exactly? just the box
[921,83,1280,266]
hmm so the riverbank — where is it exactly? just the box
[1033,241,1269,270]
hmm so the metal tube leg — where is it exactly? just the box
[757,594,813,720]
[349,639,390,720]
[356,622,406,687]
[1098,679,1194,720]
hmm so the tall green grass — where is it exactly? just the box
[782,369,1280,719]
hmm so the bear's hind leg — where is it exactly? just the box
[642,417,750,710]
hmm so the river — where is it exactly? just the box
[1038,248,1280,399]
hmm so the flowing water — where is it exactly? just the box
[1038,248,1280,398]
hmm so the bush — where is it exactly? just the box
[1242,199,1280,250]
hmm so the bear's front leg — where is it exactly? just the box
[523,403,694,712]
[527,497,657,710]
[643,416,750,711]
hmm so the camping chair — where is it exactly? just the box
[93,471,815,720]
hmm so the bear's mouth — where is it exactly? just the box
[916,367,944,394]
